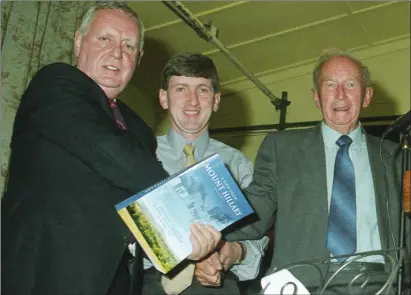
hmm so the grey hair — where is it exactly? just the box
[78,1,145,51]
[312,48,371,92]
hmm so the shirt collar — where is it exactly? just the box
[321,121,363,148]
[166,128,210,159]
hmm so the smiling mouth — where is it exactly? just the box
[104,65,119,71]
[334,106,349,111]
[184,110,200,115]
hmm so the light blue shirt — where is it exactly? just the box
[146,128,269,280]
[157,129,253,189]
[322,122,383,263]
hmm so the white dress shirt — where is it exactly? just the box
[322,122,383,263]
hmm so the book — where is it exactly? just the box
[115,153,254,274]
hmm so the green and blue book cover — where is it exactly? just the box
[115,153,253,274]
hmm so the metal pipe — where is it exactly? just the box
[162,0,283,108]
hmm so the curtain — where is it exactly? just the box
[1,1,90,196]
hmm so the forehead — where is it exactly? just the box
[169,75,213,87]
[320,56,362,80]
[89,9,139,39]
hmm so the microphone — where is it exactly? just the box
[381,110,411,138]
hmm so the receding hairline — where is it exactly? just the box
[313,49,371,91]
[320,56,363,78]
[77,3,145,50]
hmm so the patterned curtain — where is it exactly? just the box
[1,1,91,196]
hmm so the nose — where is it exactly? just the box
[188,91,199,106]
[111,42,123,59]
[336,84,345,100]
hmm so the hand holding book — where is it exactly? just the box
[115,153,254,274]
[195,251,224,287]
[219,240,246,270]
[187,224,222,261]
[194,240,245,286]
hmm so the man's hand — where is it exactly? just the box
[194,251,223,287]
[219,241,244,271]
[187,224,221,261]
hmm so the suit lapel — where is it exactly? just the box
[299,124,329,244]
[73,65,114,119]
[365,132,391,249]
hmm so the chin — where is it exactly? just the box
[96,75,123,85]
[180,124,204,133]
[99,82,122,89]
[100,87,121,99]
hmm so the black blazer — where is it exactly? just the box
[2,63,169,295]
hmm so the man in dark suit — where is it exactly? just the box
[222,49,409,293]
[1,2,221,295]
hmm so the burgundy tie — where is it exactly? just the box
[109,99,127,130]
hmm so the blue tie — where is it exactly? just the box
[326,135,356,262]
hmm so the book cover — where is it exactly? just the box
[115,153,254,274]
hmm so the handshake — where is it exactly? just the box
[193,238,246,287]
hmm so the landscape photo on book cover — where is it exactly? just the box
[117,153,254,273]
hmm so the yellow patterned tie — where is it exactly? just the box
[161,144,196,294]
[182,144,196,167]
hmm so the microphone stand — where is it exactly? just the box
[396,126,411,295]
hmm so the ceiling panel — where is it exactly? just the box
[146,22,216,53]
[127,2,177,29]
[196,1,349,47]
[127,1,410,95]
[346,1,393,12]
[209,17,370,82]
[127,2,247,32]
[183,1,244,14]
[355,1,410,43]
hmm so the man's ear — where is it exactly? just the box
[312,88,321,109]
[159,89,168,110]
[136,49,144,66]
[212,93,221,112]
[74,31,82,58]
[362,86,373,108]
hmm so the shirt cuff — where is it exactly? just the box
[230,236,270,281]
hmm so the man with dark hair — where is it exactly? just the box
[2,4,221,295]
[141,52,269,295]
[160,52,221,93]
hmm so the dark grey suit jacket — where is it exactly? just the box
[226,123,404,273]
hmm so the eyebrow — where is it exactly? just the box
[322,77,359,82]
[171,83,211,88]
[99,32,137,44]
[122,37,137,43]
